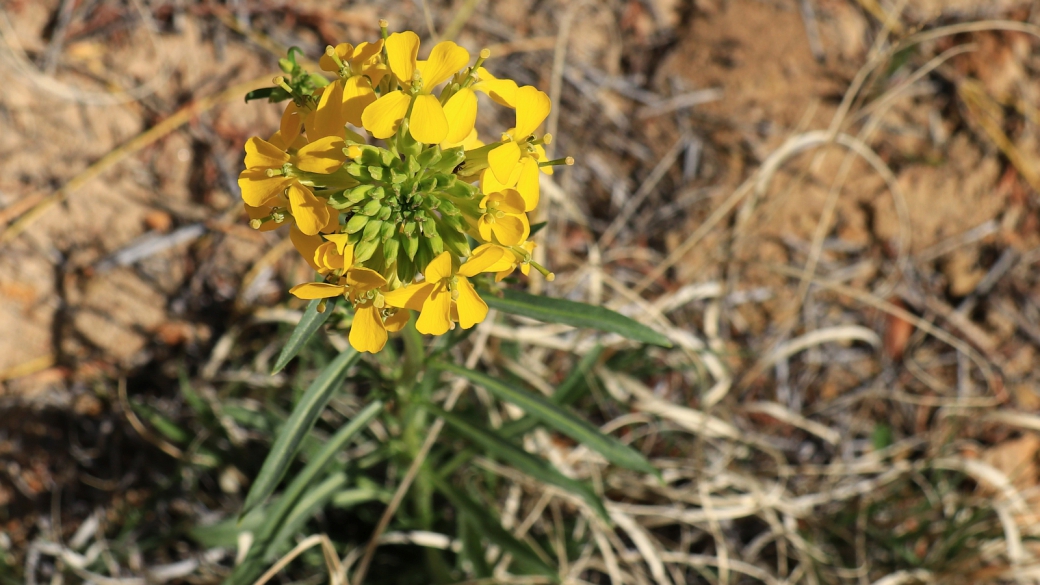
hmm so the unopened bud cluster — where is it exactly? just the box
[239,22,571,353]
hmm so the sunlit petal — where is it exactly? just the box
[349,303,388,353]
[442,88,477,146]
[408,94,448,144]
[288,183,330,236]
[342,76,376,128]
[417,41,470,88]
[383,309,410,332]
[345,267,388,291]
[290,224,323,271]
[515,157,541,211]
[311,80,345,141]
[487,142,522,184]
[386,31,419,86]
[514,86,551,138]
[474,67,518,107]
[244,136,289,169]
[289,282,346,299]
[361,90,411,139]
[459,245,508,277]
[383,282,436,311]
[455,277,488,329]
[238,169,290,207]
[424,251,453,282]
[296,136,347,173]
[416,286,452,335]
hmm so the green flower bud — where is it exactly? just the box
[360,199,382,216]
[346,213,369,234]
[383,234,400,260]
[354,238,378,263]
[431,146,466,174]
[403,232,419,260]
[377,205,393,221]
[379,219,395,242]
[362,219,383,242]
[367,166,385,181]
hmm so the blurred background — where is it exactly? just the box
[3,0,1040,583]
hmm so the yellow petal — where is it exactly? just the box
[313,241,342,273]
[383,309,410,332]
[342,75,376,128]
[424,251,454,282]
[495,189,526,214]
[349,303,387,353]
[480,166,518,195]
[289,282,346,299]
[361,90,411,139]
[324,233,354,260]
[459,245,508,277]
[350,40,383,66]
[320,204,340,233]
[244,136,289,169]
[296,136,347,173]
[514,86,551,138]
[408,94,448,144]
[290,224,323,271]
[383,282,436,311]
[288,183,330,236]
[310,80,345,141]
[417,41,470,88]
[446,127,484,151]
[488,142,522,184]
[280,102,302,146]
[238,168,291,207]
[477,215,494,243]
[386,31,419,86]
[455,277,488,329]
[515,157,541,211]
[320,43,352,71]
[491,214,528,246]
[475,67,518,107]
[345,267,387,291]
[416,286,452,335]
[441,88,477,146]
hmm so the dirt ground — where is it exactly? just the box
[4,0,1040,583]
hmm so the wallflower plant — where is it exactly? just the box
[226,21,671,585]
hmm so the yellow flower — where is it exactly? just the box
[383,249,502,334]
[476,189,529,246]
[238,100,348,236]
[289,264,404,353]
[361,32,475,144]
[472,67,518,107]
[319,40,387,128]
[484,86,552,211]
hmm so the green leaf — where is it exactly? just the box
[500,345,604,438]
[429,405,609,522]
[436,363,658,477]
[272,298,337,374]
[265,472,348,560]
[253,400,383,558]
[241,348,359,517]
[430,474,557,581]
[482,289,672,347]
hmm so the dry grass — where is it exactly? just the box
[3,0,1040,584]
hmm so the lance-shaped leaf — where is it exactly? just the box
[272,298,339,374]
[436,362,658,477]
[481,289,672,347]
[266,472,348,559]
[430,474,558,581]
[241,347,359,517]
[428,405,609,522]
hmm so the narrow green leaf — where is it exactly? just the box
[272,298,338,374]
[482,289,672,347]
[500,344,605,438]
[265,472,348,560]
[429,405,609,522]
[253,401,382,559]
[241,347,359,517]
[437,362,658,477]
[430,474,557,581]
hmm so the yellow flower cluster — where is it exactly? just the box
[239,22,569,353]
